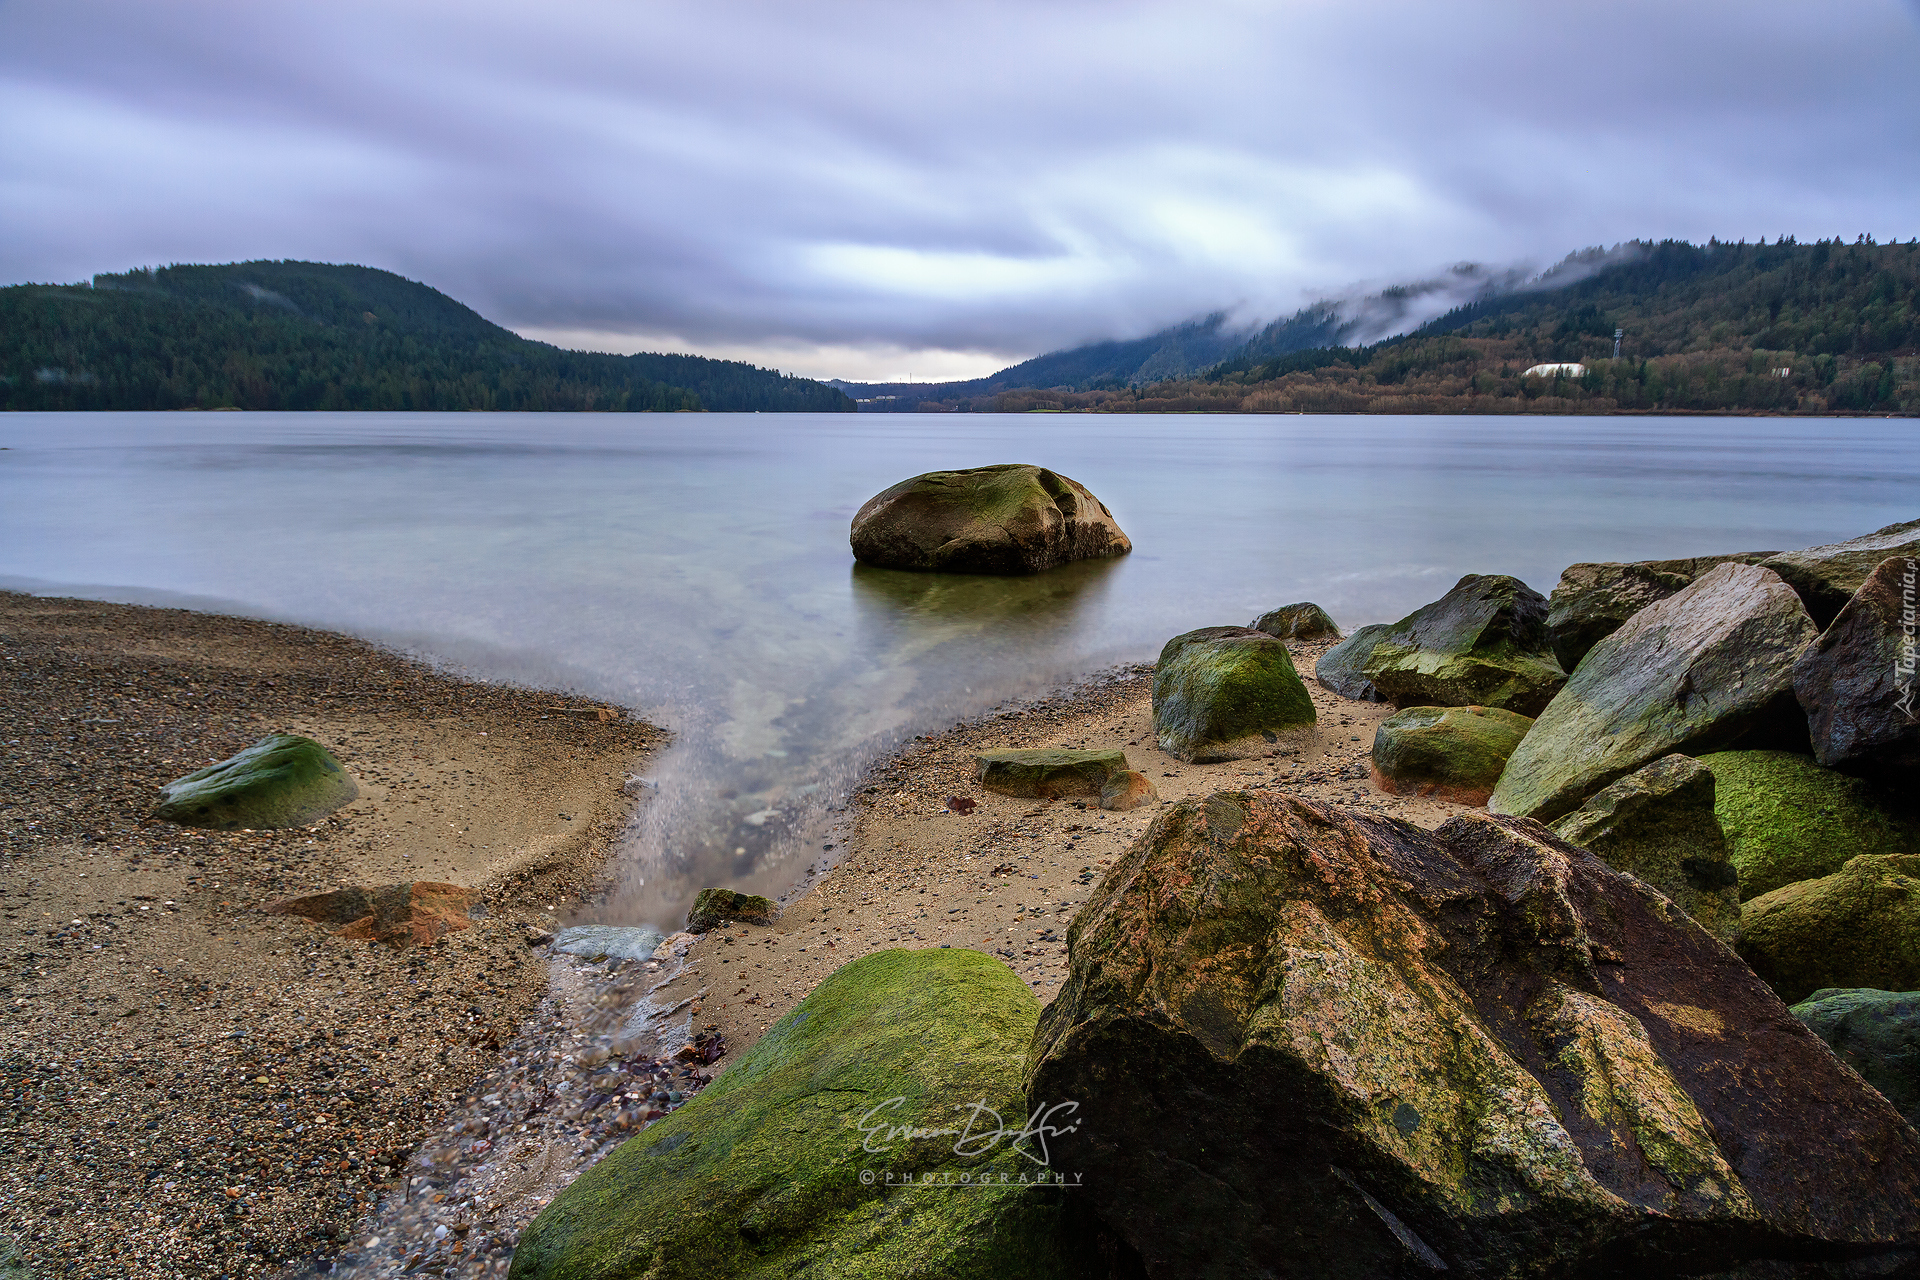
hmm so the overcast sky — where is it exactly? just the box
[4,1,1918,381]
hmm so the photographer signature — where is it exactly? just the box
[857,1096,1081,1166]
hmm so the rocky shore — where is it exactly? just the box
[0,592,664,1279]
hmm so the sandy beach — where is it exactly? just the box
[4,596,1471,1279]
[0,592,664,1279]
[661,635,1472,1075]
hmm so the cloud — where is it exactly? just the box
[3,0,1917,380]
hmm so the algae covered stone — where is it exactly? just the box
[153,733,357,829]
[1152,626,1315,762]
[1696,749,1920,900]
[1490,562,1817,823]
[849,463,1130,575]
[974,748,1128,799]
[1793,553,1920,775]
[1368,703,1532,805]
[509,948,1080,1280]
[686,888,778,933]
[1761,517,1920,627]
[1739,855,1920,1004]
[1549,754,1739,941]
[1546,552,1777,672]
[1792,988,1920,1128]
[1027,793,1920,1277]
[1248,601,1341,640]
[1315,574,1567,715]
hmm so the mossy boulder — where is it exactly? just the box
[1151,626,1315,762]
[1793,554,1920,775]
[686,888,778,933]
[1792,988,1920,1128]
[153,733,357,830]
[1027,794,1920,1276]
[1368,704,1532,806]
[1695,750,1920,901]
[1549,754,1739,941]
[849,464,1130,575]
[1313,621,1390,702]
[1739,855,1920,1004]
[1490,563,1818,823]
[1314,574,1567,715]
[974,748,1128,799]
[1546,552,1777,672]
[1248,601,1341,640]
[1762,517,1920,628]
[508,949,1081,1280]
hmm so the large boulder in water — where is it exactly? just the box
[153,733,357,829]
[1761,517,1920,627]
[509,949,1080,1280]
[1549,754,1739,942]
[849,463,1130,575]
[1152,626,1315,762]
[1025,793,1920,1278]
[1792,988,1920,1129]
[1793,554,1920,775]
[1313,575,1566,715]
[1546,552,1776,672]
[1489,562,1817,823]
[1695,750,1920,901]
[1368,703,1532,805]
[1739,855,1920,1005]
[1248,601,1341,640]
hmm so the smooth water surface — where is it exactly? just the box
[3,411,1913,926]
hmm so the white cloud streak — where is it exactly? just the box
[3,0,1916,379]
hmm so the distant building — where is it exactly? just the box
[1522,362,1588,378]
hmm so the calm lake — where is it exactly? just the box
[3,411,1914,927]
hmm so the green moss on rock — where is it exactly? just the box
[153,733,357,830]
[509,949,1080,1280]
[1369,704,1532,805]
[1550,754,1739,941]
[1739,855,1920,1004]
[1152,627,1315,762]
[1791,988,1920,1128]
[1696,750,1920,901]
[974,748,1128,799]
[1249,601,1341,640]
[686,888,778,933]
[848,464,1130,575]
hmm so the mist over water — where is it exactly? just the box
[3,411,1913,929]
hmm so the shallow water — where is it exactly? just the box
[3,410,1913,926]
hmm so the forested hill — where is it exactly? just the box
[856,237,1918,415]
[0,260,855,412]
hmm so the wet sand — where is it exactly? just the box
[660,637,1473,1075]
[0,592,664,1279]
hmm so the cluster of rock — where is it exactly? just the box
[513,796,1920,1279]
[500,514,1920,1279]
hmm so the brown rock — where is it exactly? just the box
[1098,769,1159,811]
[1793,553,1920,775]
[1027,792,1920,1278]
[267,882,476,949]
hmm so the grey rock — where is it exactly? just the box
[1491,562,1818,822]
[1249,601,1341,640]
[1547,552,1777,671]
[1793,553,1920,776]
[1550,754,1739,941]
[1762,517,1920,628]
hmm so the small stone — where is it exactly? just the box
[686,889,777,933]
